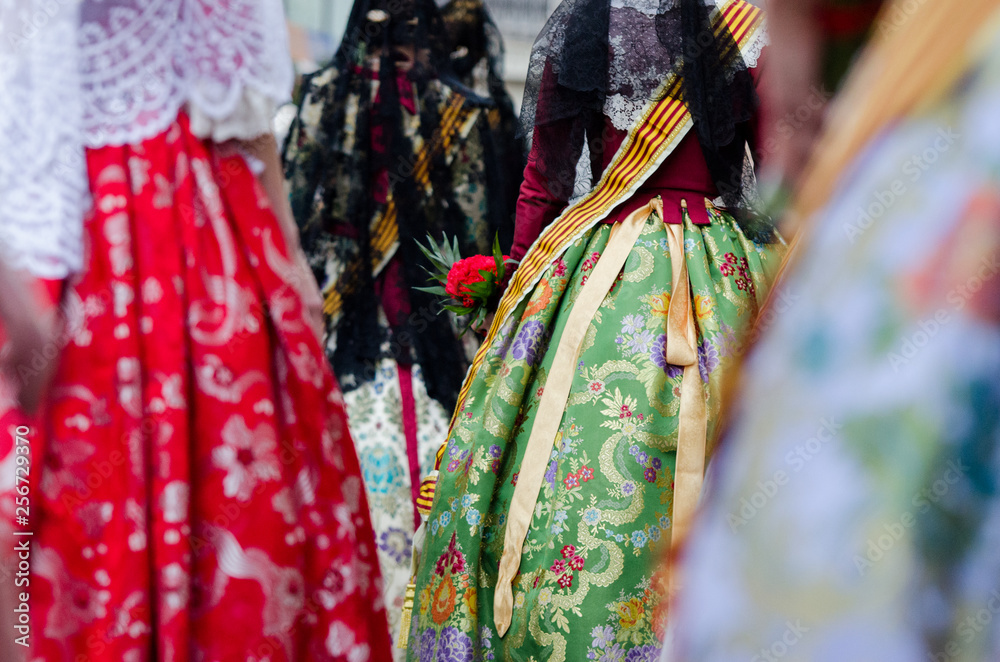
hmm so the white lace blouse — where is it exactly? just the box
[0,0,294,279]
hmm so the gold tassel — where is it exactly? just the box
[397,581,416,649]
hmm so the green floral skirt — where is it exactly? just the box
[409,201,783,661]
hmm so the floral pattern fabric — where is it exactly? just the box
[13,115,391,661]
[340,356,450,653]
[410,202,783,661]
[667,32,1000,662]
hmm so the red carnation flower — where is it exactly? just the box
[445,255,506,307]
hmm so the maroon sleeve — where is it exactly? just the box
[510,129,570,264]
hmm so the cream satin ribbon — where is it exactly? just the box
[493,197,708,636]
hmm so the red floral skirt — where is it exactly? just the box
[8,115,391,661]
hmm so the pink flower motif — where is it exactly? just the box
[578,466,595,482]
[561,545,577,558]
[720,263,735,277]
[620,405,632,419]
[568,555,585,571]
[557,573,574,589]
[564,474,580,489]
[511,472,519,486]
[554,259,567,278]
[725,252,737,265]
[550,559,567,574]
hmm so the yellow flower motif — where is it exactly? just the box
[617,597,646,629]
[514,592,525,608]
[647,291,671,316]
[694,294,715,320]
[538,588,552,605]
[464,586,478,618]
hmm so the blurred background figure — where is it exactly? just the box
[757,0,884,227]
[281,0,521,650]
[0,0,392,658]
[665,1,1000,661]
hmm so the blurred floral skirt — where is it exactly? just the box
[409,200,783,661]
[339,355,449,658]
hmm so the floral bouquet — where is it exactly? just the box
[416,233,517,335]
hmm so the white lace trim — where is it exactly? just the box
[0,0,89,279]
[741,22,769,70]
[79,0,294,147]
[0,0,293,278]
[188,87,278,141]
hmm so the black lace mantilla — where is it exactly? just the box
[283,0,521,410]
[520,0,773,241]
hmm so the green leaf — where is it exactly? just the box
[414,285,449,296]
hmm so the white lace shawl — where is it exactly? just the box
[0,0,294,278]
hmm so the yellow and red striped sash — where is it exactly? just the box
[448,0,764,432]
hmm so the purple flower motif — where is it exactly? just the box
[628,445,639,456]
[488,444,502,458]
[544,460,558,489]
[436,626,474,662]
[511,320,545,366]
[494,316,517,360]
[627,329,655,355]
[624,644,661,662]
[649,334,668,370]
[418,628,436,661]
[651,334,685,377]
[378,527,411,565]
[622,314,645,334]
[644,467,656,483]
[698,339,720,383]
[651,457,662,470]
[621,481,635,496]
[591,625,615,648]
[600,643,626,662]
[636,451,648,465]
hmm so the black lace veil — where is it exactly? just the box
[284,0,497,411]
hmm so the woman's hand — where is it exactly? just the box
[0,265,60,414]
